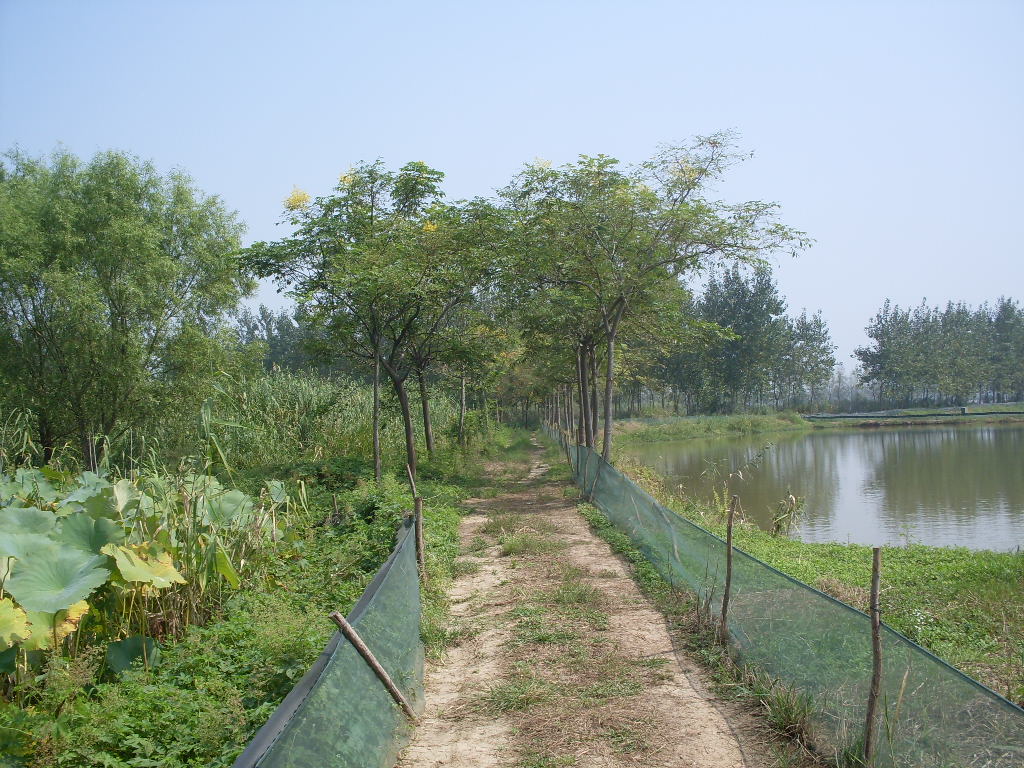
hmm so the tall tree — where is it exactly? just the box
[504,135,807,459]
[244,161,492,483]
[0,148,251,467]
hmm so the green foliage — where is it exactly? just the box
[0,148,254,468]
[855,297,1024,407]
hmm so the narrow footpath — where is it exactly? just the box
[399,439,790,768]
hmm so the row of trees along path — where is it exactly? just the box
[243,133,807,490]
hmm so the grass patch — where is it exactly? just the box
[615,412,809,444]
[481,666,557,712]
[499,531,565,557]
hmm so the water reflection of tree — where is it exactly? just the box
[867,426,1024,526]
[641,431,841,534]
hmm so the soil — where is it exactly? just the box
[398,440,799,768]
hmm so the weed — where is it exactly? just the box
[499,532,564,557]
[481,667,556,712]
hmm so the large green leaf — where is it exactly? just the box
[57,513,124,554]
[204,489,253,526]
[105,634,161,674]
[101,545,186,588]
[0,645,17,675]
[21,601,90,650]
[59,474,113,518]
[214,547,240,589]
[5,545,109,613]
[0,598,30,649]
[9,468,59,504]
[0,531,57,561]
[113,479,142,517]
[0,506,57,535]
[266,479,287,504]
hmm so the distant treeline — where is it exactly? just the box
[616,266,836,415]
[853,298,1024,407]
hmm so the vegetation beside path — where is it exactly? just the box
[616,460,1024,706]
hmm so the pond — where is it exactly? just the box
[619,424,1024,551]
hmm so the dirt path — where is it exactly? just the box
[399,441,784,768]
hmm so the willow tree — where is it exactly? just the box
[503,134,809,459]
[0,148,251,468]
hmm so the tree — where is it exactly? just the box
[0,148,252,467]
[504,135,808,459]
[244,161,492,484]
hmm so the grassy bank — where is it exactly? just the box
[614,412,809,444]
[617,460,1024,706]
[613,408,1024,445]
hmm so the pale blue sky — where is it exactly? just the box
[2,0,1021,362]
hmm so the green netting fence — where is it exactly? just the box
[233,515,423,768]
[544,425,1024,767]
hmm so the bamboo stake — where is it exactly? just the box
[414,496,427,586]
[719,495,738,643]
[329,612,418,721]
[406,463,417,498]
[864,546,883,765]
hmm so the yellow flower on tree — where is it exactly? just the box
[339,172,355,186]
[284,186,311,211]
[422,221,438,233]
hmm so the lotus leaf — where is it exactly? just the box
[113,479,142,517]
[0,598,30,649]
[0,531,57,561]
[57,513,124,554]
[101,544,185,588]
[0,645,16,674]
[59,476,113,517]
[22,601,89,650]
[5,545,109,613]
[0,506,57,535]
[205,489,253,526]
[266,479,287,504]
[105,634,161,674]
[10,468,59,504]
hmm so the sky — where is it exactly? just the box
[1,0,1021,364]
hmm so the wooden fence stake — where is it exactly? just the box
[405,463,417,498]
[414,496,427,586]
[719,495,739,643]
[864,547,883,765]
[329,611,418,721]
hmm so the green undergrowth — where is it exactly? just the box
[3,428,526,768]
[614,412,808,444]
[619,461,1024,705]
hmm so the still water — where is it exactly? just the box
[620,424,1024,551]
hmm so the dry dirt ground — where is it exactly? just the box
[398,440,800,768]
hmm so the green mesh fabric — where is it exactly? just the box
[546,426,1023,767]
[234,517,423,768]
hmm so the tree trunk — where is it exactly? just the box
[589,346,599,448]
[390,375,418,488]
[373,351,382,484]
[578,346,593,447]
[602,332,616,461]
[458,375,467,446]
[417,370,435,456]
